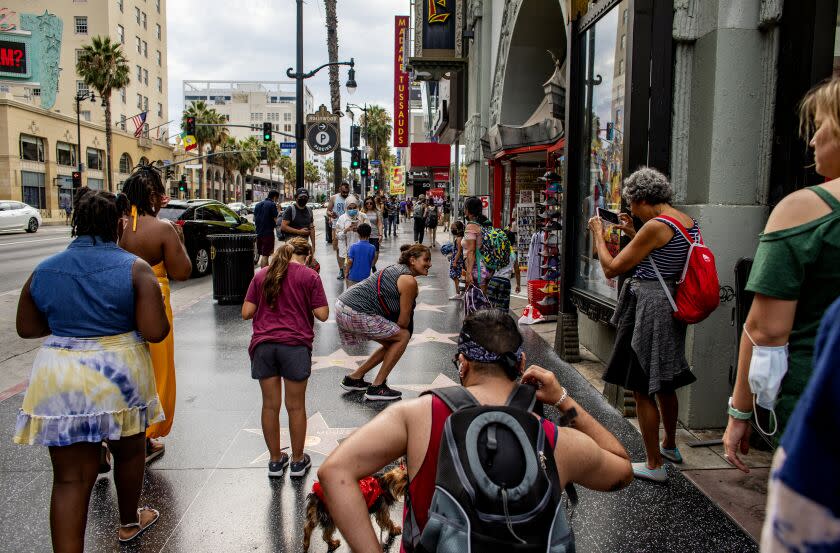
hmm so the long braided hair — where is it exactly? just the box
[263,237,311,306]
[71,187,128,243]
[120,163,165,217]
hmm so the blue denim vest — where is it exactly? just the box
[30,235,138,337]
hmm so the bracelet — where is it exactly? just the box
[553,387,569,410]
[727,397,753,420]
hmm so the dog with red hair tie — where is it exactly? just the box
[303,464,407,552]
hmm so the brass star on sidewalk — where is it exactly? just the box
[310,348,369,371]
[413,302,448,313]
[246,412,357,463]
[393,373,459,393]
[407,327,459,347]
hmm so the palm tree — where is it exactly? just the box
[324,0,342,191]
[361,105,393,164]
[76,36,130,192]
[277,155,295,193]
[238,136,261,199]
[217,136,241,202]
[303,161,320,188]
[182,100,220,197]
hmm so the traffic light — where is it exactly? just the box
[262,122,272,142]
[260,146,268,161]
[350,148,360,169]
[372,177,379,191]
[360,159,369,178]
[71,171,82,187]
[185,116,196,135]
[178,174,187,192]
[350,125,361,148]
[164,166,174,181]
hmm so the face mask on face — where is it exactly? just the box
[744,325,788,435]
[347,209,359,217]
[297,198,308,207]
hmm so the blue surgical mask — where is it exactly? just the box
[347,209,359,217]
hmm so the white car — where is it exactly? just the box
[0,201,41,233]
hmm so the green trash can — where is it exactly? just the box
[209,233,256,304]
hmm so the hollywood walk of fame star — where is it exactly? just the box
[407,327,459,347]
[393,373,459,393]
[310,348,369,371]
[413,302,448,313]
[247,412,357,463]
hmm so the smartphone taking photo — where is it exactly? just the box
[596,207,620,225]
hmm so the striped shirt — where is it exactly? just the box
[634,217,700,280]
[338,264,411,320]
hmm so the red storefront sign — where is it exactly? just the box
[393,16,410,147]
[433,169,449,182]
[430,187,446,199]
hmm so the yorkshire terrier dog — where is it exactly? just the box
[303,464,408,552]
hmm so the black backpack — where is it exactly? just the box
[276,204,313,241]
[404,385,575,553]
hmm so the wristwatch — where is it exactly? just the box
[727,397,753,420]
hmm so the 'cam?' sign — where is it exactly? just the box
[0,39,27,76]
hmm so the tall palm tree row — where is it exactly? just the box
[76,36,130,192]
[181,100,226,197]
[361,105,393,165]
[324,0,343,191]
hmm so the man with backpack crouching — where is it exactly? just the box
[318,310,633,552]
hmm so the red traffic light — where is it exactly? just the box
[71,171,82,187]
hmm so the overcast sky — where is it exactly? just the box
[166,0,410,141]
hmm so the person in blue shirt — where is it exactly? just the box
[345,223,376,286]
[253,190,280,267]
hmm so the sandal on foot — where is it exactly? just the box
[145,438,165,464]
[118,507,160,542]
[99,443,112,474]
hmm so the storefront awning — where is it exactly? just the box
[409,142,451,170]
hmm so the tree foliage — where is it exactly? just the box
[361,105,393,164]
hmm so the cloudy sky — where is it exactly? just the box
[166,0,410,140]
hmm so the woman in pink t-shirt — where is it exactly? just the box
[242,237,329,479]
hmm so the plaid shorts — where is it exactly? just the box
[335,300,401,345]
[486,276,512,311]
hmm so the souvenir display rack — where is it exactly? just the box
[528,170,564,322]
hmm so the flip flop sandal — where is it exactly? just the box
[118,507,160,543]
[98,443,111,474]
[145,438,165,464]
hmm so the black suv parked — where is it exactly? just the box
[158,199,256,276]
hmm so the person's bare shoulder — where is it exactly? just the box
[764,187,834,233]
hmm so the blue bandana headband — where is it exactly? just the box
[457,331,524,367]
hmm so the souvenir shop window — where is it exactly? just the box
[574,0,629,303]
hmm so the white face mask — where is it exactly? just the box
[744,325,788,435]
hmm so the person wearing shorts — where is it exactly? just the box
[253,190,280,267]
[242,237,328,479]
[336,244,431,401]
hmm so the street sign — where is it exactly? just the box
[370,159,381,165]
[305,105,340,155]
[280,142,297,149]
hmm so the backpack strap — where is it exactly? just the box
[504,384,537,411]
[421,386,479,412]
[649,257,678,312]
[655,215,702,245]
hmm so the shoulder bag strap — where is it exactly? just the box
[421,386,479,412]
[376,266,392,316]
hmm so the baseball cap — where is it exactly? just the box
[296,187,309,198]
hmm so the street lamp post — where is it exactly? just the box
[286,0,356,193]
[74,89,97,185]
[346,103,368,199]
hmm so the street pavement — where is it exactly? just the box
[0,218,758,552]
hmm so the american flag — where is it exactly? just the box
[131,111,147,138]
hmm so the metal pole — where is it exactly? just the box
[453,139,460,219]
[295,0,305,192]
[76,96,82,184]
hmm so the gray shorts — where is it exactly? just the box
[251,343,311,381]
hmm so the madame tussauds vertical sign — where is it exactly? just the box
[393,16,409,148]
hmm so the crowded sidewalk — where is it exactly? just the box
[0,218,757,552]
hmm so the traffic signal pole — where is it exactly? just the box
[295,0,305,193]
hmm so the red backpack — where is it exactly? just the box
[650,215,720,324]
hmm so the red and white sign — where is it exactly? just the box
[430,187,445,200]
[478,195,490,218]
[432,168,449,182]
[393,16,410,147]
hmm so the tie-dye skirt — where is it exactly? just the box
[13,331,164,447]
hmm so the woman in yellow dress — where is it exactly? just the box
[119,165,192,461]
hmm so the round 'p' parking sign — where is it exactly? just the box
[306,122,338,155]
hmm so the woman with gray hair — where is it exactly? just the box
[587,166,700,482]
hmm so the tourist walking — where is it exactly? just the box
[448,221,465,301]
[361,198,383,271]
[327,182,351,277]
[412,197,427,244]
[442,196,452,232]
[333,196,368,280]
[723,77,840,472]
[118,165,192,462]
[486,236,520,312]
[463,196,492,292]
[318,310,632,553]
[345,223,376,286]
[280,187,316,252]
[14,187,170,550]
[399,198,407,223]
[381,196,395,238]
[253,190,280,268]
[388,195,400,236]
[587,167,699,482]
[336,244,431,401]
[242,237,329,478]
[425,202,439,248]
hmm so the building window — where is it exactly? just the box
[120,88,126,103]
[155,0,160,13]
[87,147,104,171]
[32,88,40,97]
[156,50,161,66]
[574,0,629,303]
[117,0,123,12]
[156,77,162,92]
[75,16,88,34]
[283,112,291,121]
[119,153,133,173]
[116,24,124,44]
[284,124,291,132]
[21,171,46,208]
[56,142,78,166]
[20,134,45,162]
[621,34,626,50]
[135,7,141,25]
[157,103,163,117]
[135,36,141,54]
[143,96,148,111]
[80,110,91,122]
[143,69,148,85]
[136,65,142,81]
[142,12,147,29]
[76,81,89,96]
[156,23,161,40]
[86,178,104,190]
[137,93,143,108]
[118,115,126,130]
[143,40,148,57]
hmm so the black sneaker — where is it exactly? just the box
[289,453,312,478]
[364,383,402,402]
[337,270,345,280]
[268,452,289,478]
[341,375,370,391]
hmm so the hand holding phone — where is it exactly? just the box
[596,207,620,225]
